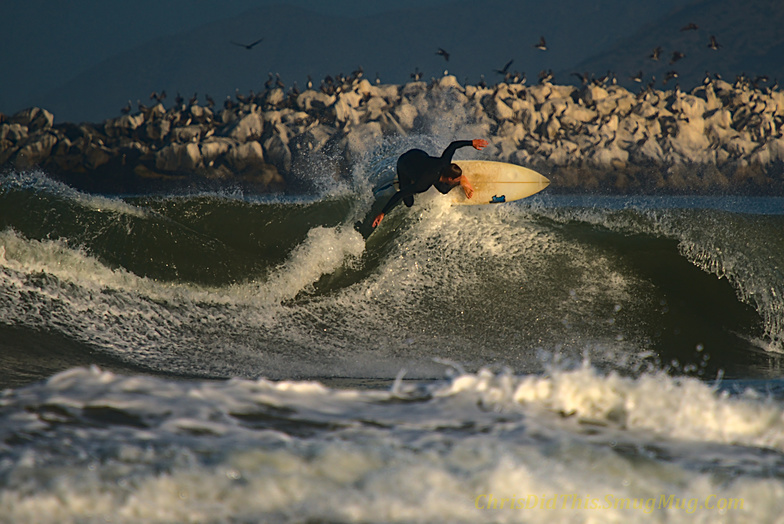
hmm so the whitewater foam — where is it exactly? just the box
[1,366,783,523]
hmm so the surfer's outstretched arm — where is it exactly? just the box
[372,185,417,228]
[440,139,488,162]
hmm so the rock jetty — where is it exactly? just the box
[2,74,784,194]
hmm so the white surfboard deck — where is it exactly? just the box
[450,160,550,205]
[372,160,549,205]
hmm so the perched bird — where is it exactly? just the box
[264,73,275,90]
[231,37,264,50]
[708,35,721,50]
[120,100,132,114]
[411,67,422,81]
[670,51,685,64]
[436,48,450,61]
[649,46,662,61]
[306,75,314,90]
[630,70,644,83]
[188,92,198,106]
[495,59,513,76]
[205,94,215,108]
[538,69,554,83]
[534,36,547,51]
[680,23,699,31]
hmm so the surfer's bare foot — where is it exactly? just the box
[472,139,488,150]
[372,213,385,228]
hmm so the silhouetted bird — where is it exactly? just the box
[231,38,264,50]
[708,35,721,50]
[670,51,685,64]
[649,46,662,61]
[411,68,422,81]
[205,94,215,108]
[121,100,132,114]
[534,36,547,51]
[275,74,285,90]
[680,23,699,31]
[538,69,554,83]
[175,93,184,106]
[265,73,275,90]
[188,93,198,106]
[664,70,679,84]
[572,72,590,85]
[436,48,450,61]
[630,71,644,83]
[495,59,513,76]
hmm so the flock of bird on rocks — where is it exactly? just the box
[121,22,748,119]
[2,22,783,195]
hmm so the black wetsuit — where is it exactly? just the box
[379,140,474,216]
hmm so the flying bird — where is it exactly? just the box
[664,70,679,84]
[231,37,264,50]
[534,36,547,51]
[649,46,662,61]
[680,23,699,31]
[572,72,590,85]
[630,71,644,83]
[708,35,721,50]
[670,51,685,64]
[436,48,450,61]
[495,59,514,75]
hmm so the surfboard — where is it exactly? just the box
[371,160,549,205]
[449,160,550,205]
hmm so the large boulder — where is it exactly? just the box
[155,143,202,172]
[226,141,266,172]
[10,107,54,132]
[226,112,264,142]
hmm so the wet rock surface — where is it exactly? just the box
[2,74,783,194]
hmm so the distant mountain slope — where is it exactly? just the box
[565,0,784,90]
[36,0,684,122]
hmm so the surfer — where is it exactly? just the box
[372,139,488,228]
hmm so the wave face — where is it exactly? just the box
[2,157,784,386]
[3,137,784,522]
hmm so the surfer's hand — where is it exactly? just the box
[461,176,474,199]
[372,213,385,228]
[472,139,488,150]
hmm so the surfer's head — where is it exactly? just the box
[440,163,462,183]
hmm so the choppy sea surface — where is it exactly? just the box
[2,136,784,522]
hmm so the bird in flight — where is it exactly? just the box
[680,23,699,31]
[670,51,685,64]
[649,46,662,61]
[534,36,547,50]
[495,59,513,75]
[436,48,450,61]
[231,38,264,50]
[708,35,721,50]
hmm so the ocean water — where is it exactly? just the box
[2,137,784,522]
